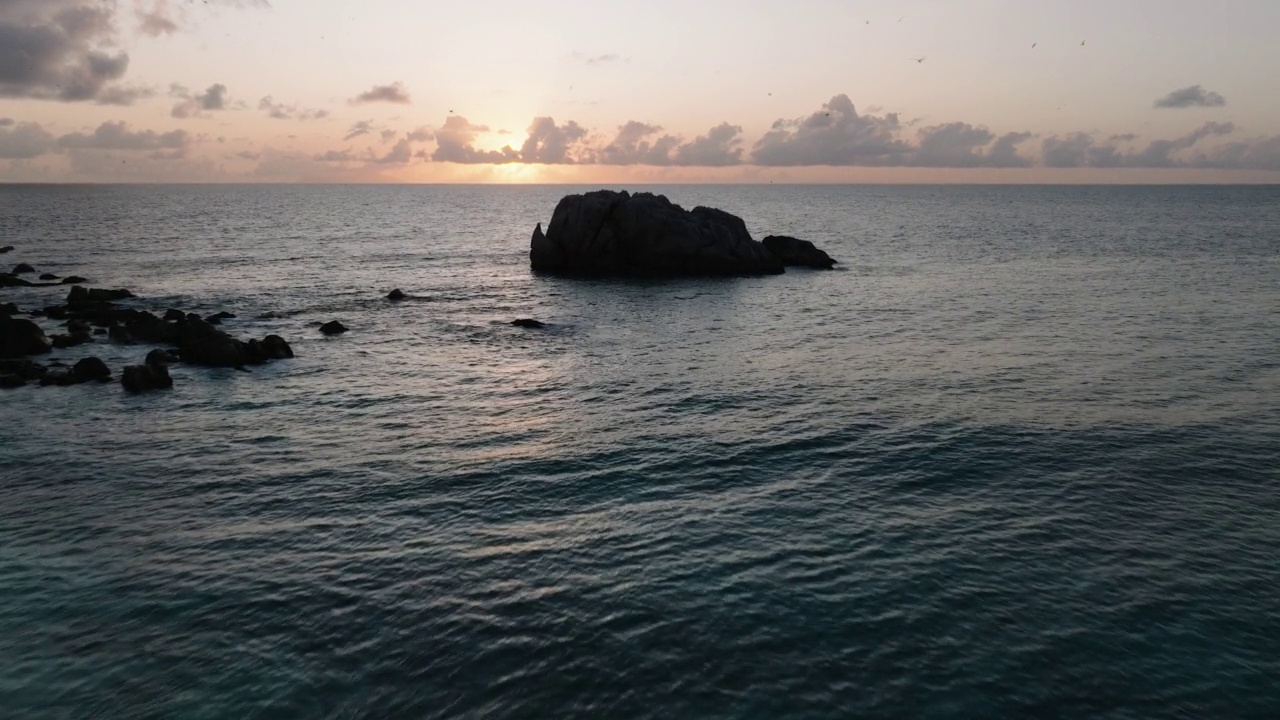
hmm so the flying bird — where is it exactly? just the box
[1081,40,1086,46]
[1031,43,1037,49]
[911,56,926,63]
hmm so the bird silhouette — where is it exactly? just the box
[911,56,926,63]
[1031,43,1037,49]
[1081,40,1086,46]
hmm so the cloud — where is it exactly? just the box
[912,123,1033,167]
[136,0,179,36]
[571,52,625,66]
[1154,85,1227,109]
[96,84,155,106]
[234,150,260,160]
[314,149,359,163]
[751,94,913,165]
[431,116,518,163]
[1042,121,1237,168]
[57,121,190,151]
[258,95,328,121]
[350,82,411,104]
[171,83,228,118]
[380,129,397,143]
[0,121,56,159]
[343,119,374,140]
[0,0,129,102]
[673,122,744,166]
[519,117,591,163]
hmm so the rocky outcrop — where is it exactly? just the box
[320,320,347,335]
[0,317,52,358]
[761,235,838,269]
[530,190,785,277]
[1,273,32,288]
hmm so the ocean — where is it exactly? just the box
[2,184,1279,719]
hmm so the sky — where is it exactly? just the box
[2,0,1279,183]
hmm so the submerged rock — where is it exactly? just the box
[511,318,546,329]
[60,276,88,285]
[0,274,32,288]
[0,317,52,358]
[67,286,134,305]
[0,246,13,254]
[319,320,347,335]
[122,363,173,393]
[530,190,785,277]
[387,288,406,301]
[761,235,838,269]
[39,273,60,281]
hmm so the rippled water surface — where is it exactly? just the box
[2,184,1279,719]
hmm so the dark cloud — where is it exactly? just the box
[519,117,590,163]
[57,121,190,151]
[1194,135,1280,171]
[1043,121,1236,168]
[0,0,127,102]
[431,116,518,163]
[350,82,411,105]
[1154,85,1226,109]
[0,120,55,159]
[171,83,228,118]
[259,95,328,121]
[752,94,913,166]
[234,150,260,160]
[912,123,1033,167]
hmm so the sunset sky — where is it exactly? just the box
[2,0,1278,183]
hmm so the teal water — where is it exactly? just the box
[2,184,1279,718]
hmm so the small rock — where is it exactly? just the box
[61,276,88,284]
[387,289,406,301]
[73,357,111,382]
[67,319,92,336]
[164,309,185,322]
[210,311,236,320]
[51,334,91,349]
[0,374,25,389]
[511,318,546,329]
[122,363,173,393]
[262,335,294,359]
[319,320,347,335]
[205,314,222,325]
[145,348,178,367]
[39,273,60,281]
[761,235,838,270]
[0,274,32,288]
[0,246,13,254]
[12,263,34,274]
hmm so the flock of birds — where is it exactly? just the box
[912,40,1084,65]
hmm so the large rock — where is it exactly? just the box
[0,317,52,358]
[319,320,347,335]
[72,357,111,382]
[761,235,838,270]
[530,190,785,277]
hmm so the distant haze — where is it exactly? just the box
[1,0,1278,183]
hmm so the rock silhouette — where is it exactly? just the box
[761,235,838,269]
[122,362,173,393]
[0,317,52,358]
[320,320,347,335]
[387,289,406,301]
[512,318,546,329]
[531,190,785,277]
[12,263,34,274]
